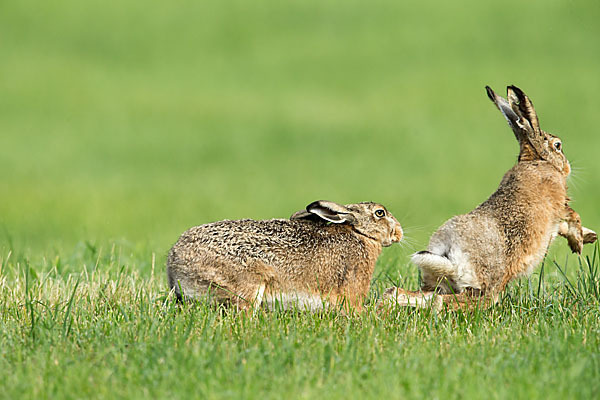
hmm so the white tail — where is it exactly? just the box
[411,251,458,279]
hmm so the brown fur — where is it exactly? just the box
[167,201,402,311]
[382,85,597,311]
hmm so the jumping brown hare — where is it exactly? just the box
[383,85,597,310]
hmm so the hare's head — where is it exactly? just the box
[291,200,403,246]
[486,85,570,176]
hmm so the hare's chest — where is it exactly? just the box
[520,222,559,277]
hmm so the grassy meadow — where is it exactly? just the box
[1,0,600,398]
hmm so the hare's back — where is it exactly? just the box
[171,219,352,264]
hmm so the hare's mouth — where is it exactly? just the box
[392,225,404,243]
[564,160,571,176]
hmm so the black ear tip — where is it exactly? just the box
[305,200,321,211]
[306,200,329,212]
[507,85,525,98]
[485,86,495,101]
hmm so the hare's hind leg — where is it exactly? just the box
[167,259,269,310]
[380,288,497,312]
[250,283,267,314]
[243,260,277,312]
[437,289,498,311]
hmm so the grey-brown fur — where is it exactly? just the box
[383,85,597,311]
[168,201,402,311]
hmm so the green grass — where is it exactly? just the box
[1,0,600,398]
[1,246,600,399]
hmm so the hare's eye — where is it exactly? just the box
[375,209,385,218]
[554,141,562,151]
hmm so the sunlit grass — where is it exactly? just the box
[1,244,599,398]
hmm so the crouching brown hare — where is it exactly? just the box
[383,85,597,311]
[168,200,403,312]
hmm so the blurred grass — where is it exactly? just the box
[1,0,599,261]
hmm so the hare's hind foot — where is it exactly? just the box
[380,287,498,312]
[437,288,498,311]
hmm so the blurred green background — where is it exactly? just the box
[1,0,599,267]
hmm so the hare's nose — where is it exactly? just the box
[392,225,403,242]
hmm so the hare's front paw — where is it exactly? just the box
[568,237,583,254]
[567,234,583,254]
[582,227,597,244]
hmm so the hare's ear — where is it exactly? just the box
[486,85,528,142]
[304,201,357,224]
[506,85,541,135]
[506,85,550,159]
[486,85,548,160]
[290,209,324,223]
